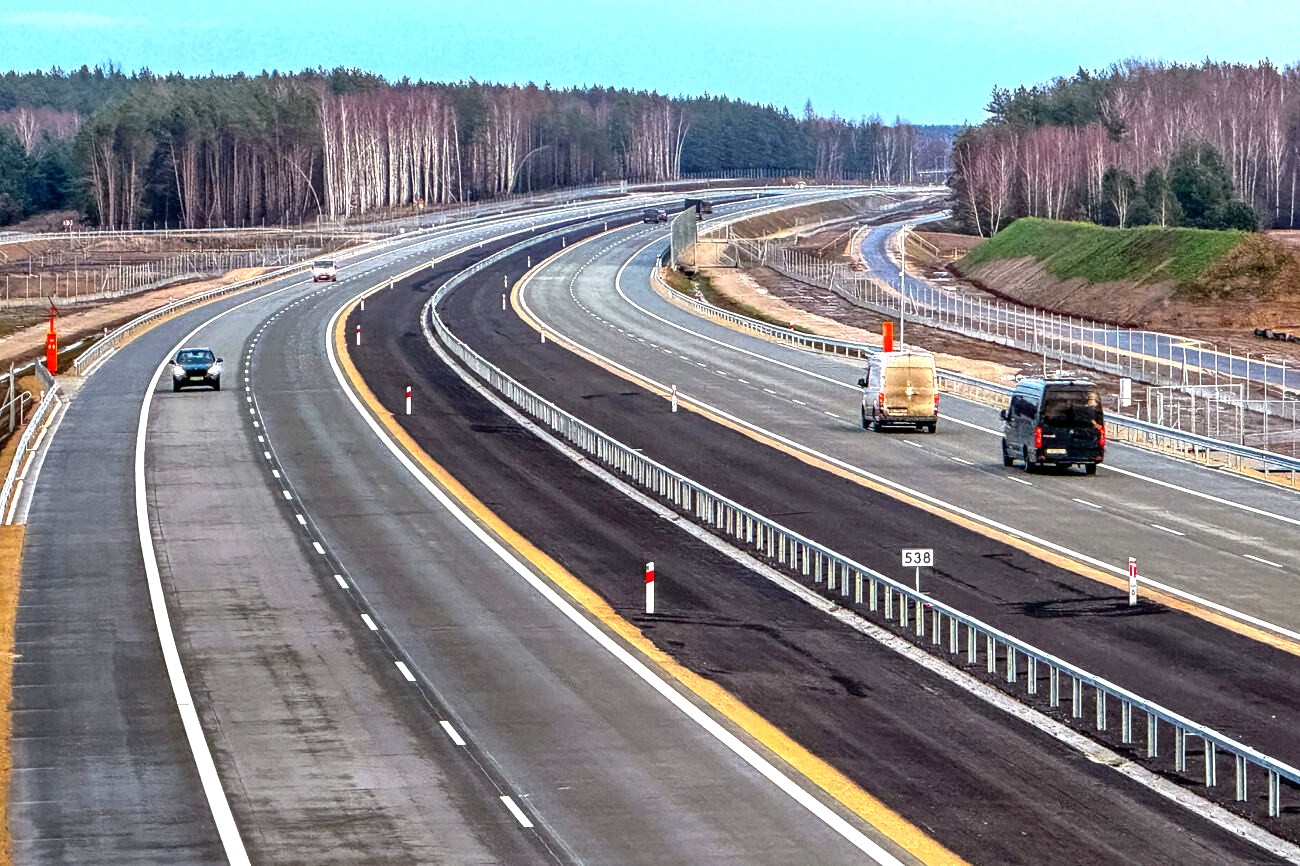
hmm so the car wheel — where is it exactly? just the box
[861,408,869,430]
[212,377,221,391]
[926,423,937,434]
[870,417,881,432]
[1002,439,1014,467]
[172,382,181,392]
[1023,446,1037,473]
[1084,463,1097,476]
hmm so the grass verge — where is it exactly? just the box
[959,218,1247,288]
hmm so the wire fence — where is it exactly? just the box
[722,235,1300,455]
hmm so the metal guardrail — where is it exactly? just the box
[0,380,62,524]
[648,277,1300,485]
[414,229,1299,821]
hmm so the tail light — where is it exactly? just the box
[878,393,885,408]
[933,393,940,409]
[1034,426,1042,449]
[1099,425,1106,448]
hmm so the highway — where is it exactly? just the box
[15,195,927,864]
[12,189,1299,864]
[346,212,1295,859]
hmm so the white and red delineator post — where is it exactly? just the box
[355,323,361,346]
[671,385,678,413]
[405,385,412,415]
[1128,557,1138,606]
[645,561,655,614]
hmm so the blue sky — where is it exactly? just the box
[3,0,1298,125]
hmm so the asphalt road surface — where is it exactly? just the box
[346,225,1289,862]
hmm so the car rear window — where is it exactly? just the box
[1041,388,1102,426]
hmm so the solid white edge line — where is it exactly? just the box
[500,795,535,829]
[326,289,907,864]
[440,720,467,746]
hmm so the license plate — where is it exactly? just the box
[1046,448,1067,455]
[189,376,204,381]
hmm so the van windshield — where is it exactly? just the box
[1041,389,1103,426]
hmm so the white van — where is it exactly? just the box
[856,350,939,433]
[311,259,337,282]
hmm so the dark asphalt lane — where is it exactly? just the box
[255,232,893,865]
[348,254,1286,863]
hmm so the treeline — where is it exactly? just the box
[950,60,1300,235]
[0,66,953,229]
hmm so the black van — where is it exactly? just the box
[1000,378,1105,474]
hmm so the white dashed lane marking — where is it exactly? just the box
[1243,553,1284,569]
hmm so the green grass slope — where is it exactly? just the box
[958,218,1248,290]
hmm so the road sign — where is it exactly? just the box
[901,548,933,568]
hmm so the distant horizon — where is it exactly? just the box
[2,0,1299,127]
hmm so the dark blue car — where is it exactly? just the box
[170,347,223,392]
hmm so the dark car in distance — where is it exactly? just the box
[1000,378,1104,474]
[170,347,223,392]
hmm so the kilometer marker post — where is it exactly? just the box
[1128,557,1138,606]
[645,561,655,614]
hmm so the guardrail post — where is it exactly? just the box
[1071,677,1083,719]
[1049,666,1060,707]
[1121,701,1133,744]
[948,617,959,655]
[827,559,837,591]
[1006,646,1017,683]
[885,587,894,620]
[1235,755,1248,802]
[986,634,996,674]
[1096,688,1107,731]
[931,606,941,646]
[854,572,863,604]
[869,578,878,611]
[1205,739,1217,787]
[1026,657,1038,695]
[1146,714,1159,758]
[1176,727,1187,772]
[899,591,909,629]
[1269,770,1281,817]
[967,626,977,665]
[914,599,924,636]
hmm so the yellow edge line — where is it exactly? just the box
[333,285,966,866]
[512,257,1300,660]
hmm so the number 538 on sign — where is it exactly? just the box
[901,548,934,568]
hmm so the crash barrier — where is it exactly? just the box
[419,229,1299,821]
[0,379,62,524]
[648,273,1300,488]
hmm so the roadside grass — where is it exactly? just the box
[660,268,816,334]
[959,218,1247,288]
